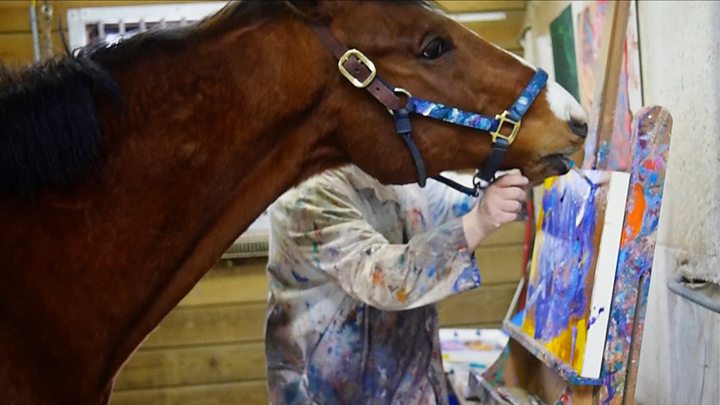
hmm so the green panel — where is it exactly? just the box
[550,6,580,100]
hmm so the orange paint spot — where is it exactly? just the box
[372,271,384,285]
[623,183,646,244]
[396,289,408,302]
[643,159,656,170]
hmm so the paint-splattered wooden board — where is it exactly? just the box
[599,106,672,404]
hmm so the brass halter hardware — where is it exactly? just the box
[337,49,377,88]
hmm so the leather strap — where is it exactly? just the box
[431,174,479,196]
[478,138,510,183]
[394,108,427,187]
[311,25,402,110]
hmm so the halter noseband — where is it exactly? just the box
[311,25,548,197]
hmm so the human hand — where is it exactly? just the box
[462,169,529,250]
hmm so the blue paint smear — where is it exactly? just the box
[283,381,302,404]
[307,364,339,402]
[291,270,310,283]
[452,197,474,217]
[427,264,437,278]
[511,310,525,326]
[452,265,481,292]
[588,307,606,327]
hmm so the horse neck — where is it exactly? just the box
[94,18,348,385]
[93,15,346,236]
[1,17,346,401]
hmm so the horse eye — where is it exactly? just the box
[420,38,451,60]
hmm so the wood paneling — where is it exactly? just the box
[0,31,63,66]
[463,10,526,51]
[0,2,34,33]
[437,1,526,52]
[438,283,517,326]
[143,302,266,349]
[0,0,208,32]
[0,0,223,66]
[437,1,525,13]
[178,258,268,307]
[111,380,268,405]
[479,220,525,246]
[476,245,524,285]
[115,342,267,390]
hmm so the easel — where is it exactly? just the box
[465,2,674,404]
[468,106,672,405]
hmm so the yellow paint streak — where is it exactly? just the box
[543,317,587,372]
[523,316,588,373]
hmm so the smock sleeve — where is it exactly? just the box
[272,173,481,311]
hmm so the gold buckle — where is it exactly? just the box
[491,110,521,144]
[338,49,376,88]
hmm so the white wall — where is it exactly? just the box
[635,1,720,404]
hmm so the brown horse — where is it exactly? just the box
[0,1,586,403]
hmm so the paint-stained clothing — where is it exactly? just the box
[264,165,482,405]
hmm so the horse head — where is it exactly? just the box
[285,0,587,186]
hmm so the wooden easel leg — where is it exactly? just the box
[622,274,651,404]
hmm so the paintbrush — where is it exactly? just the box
[566,159,595,187]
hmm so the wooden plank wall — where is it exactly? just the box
[0,1,213,66]
[111,258,270,404]
[109,222,526,405]
[437,0,526,53]
[0,1,527,403]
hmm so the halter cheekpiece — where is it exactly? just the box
[311,25,548,197]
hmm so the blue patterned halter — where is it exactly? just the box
[311,25,548,197]
[407,70,548,139]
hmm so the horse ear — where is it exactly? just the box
[286,0,336,23]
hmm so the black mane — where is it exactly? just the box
[0,57,119,198]
[0,1,285,199]
[0,1,280,199]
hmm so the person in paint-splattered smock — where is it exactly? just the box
[265,165,528,405]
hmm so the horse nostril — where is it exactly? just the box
[569,119,588,138]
